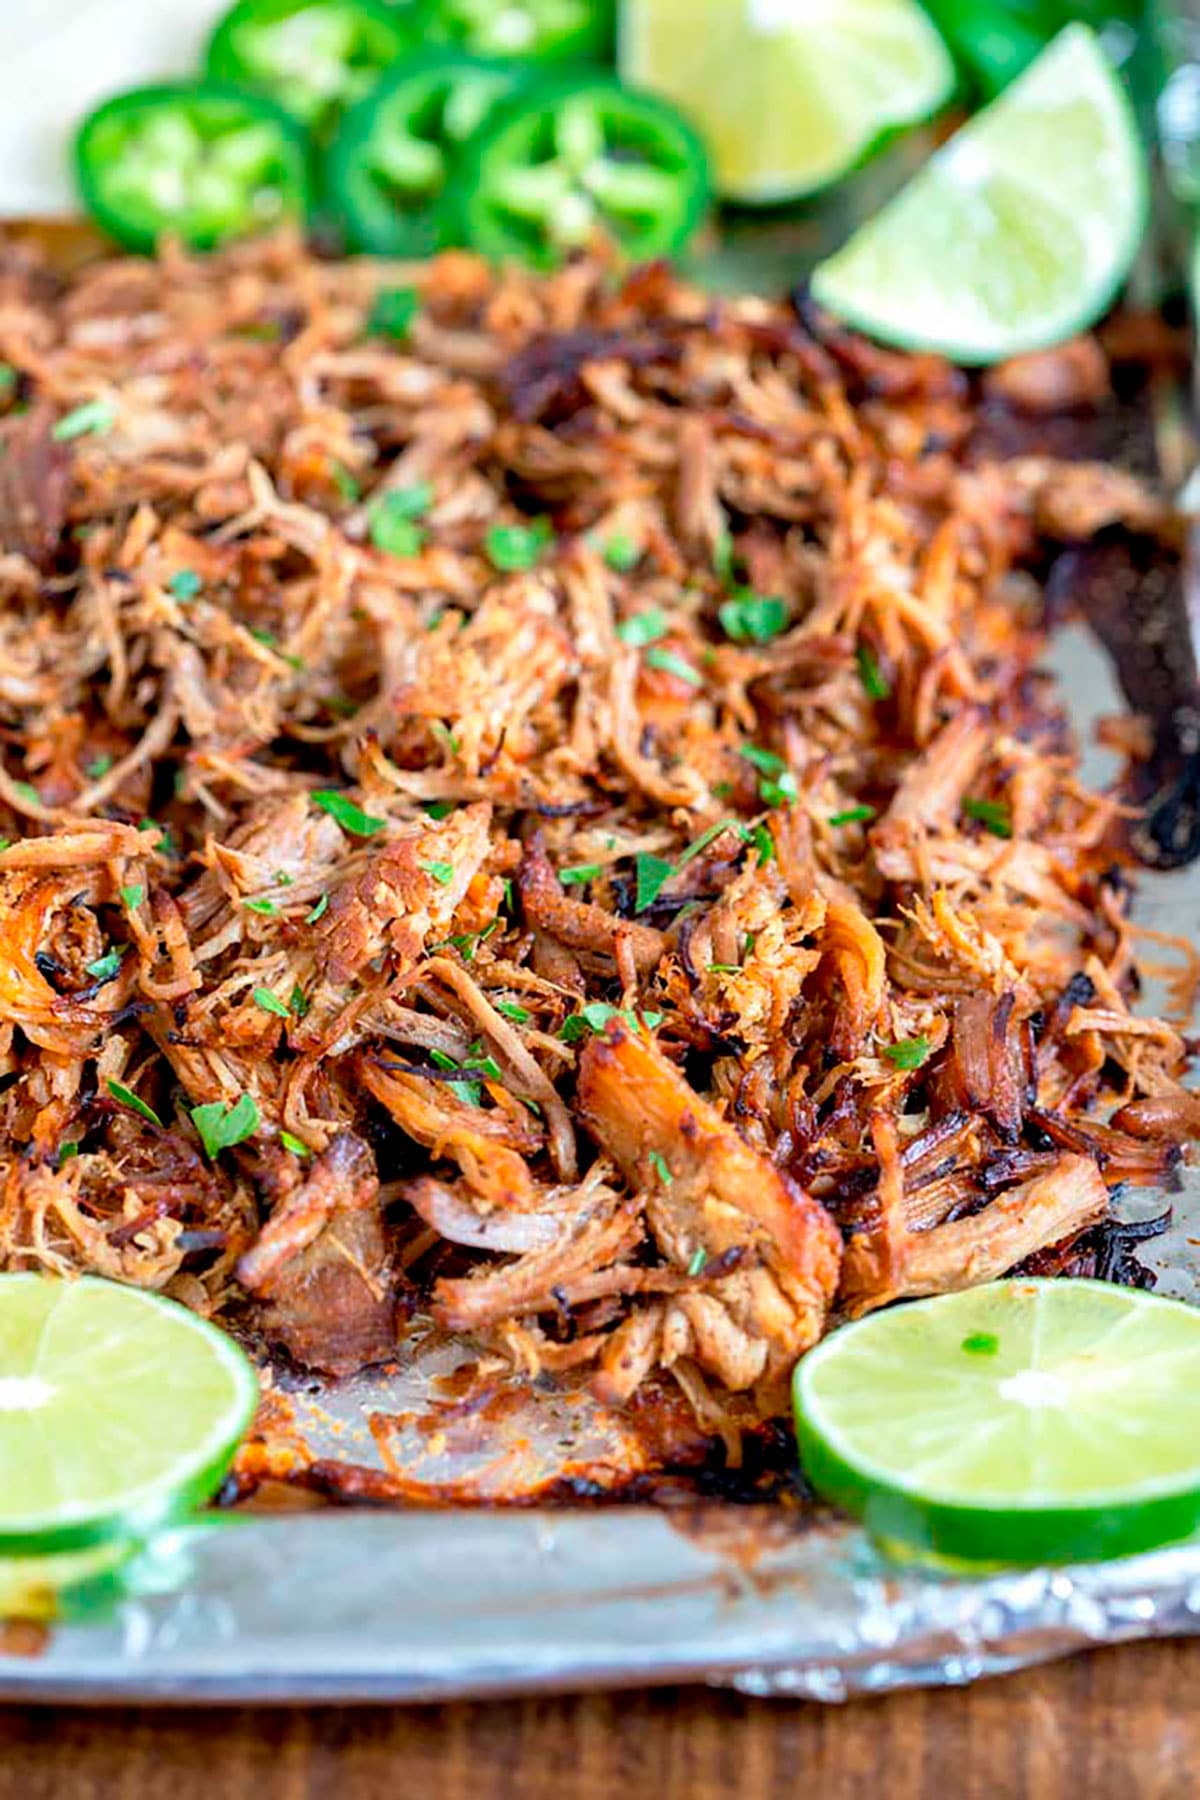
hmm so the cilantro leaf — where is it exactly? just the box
[485,518,551,572]
[424,861,455,885]
[253,987,290,1018]
[648,1150,672,1186]
[280,1130,311,1157]
[856,643,891,700]
[306,894,329,924]
[603,535,641,572]
[634,852,674,913]
[495,998,530,1023]
[168,569,202,600]
[829,805,876,827]
[884,1035,931,1070]
[106,1079,162,1128]
[644,644,701,686]
[560,863,603,886]
[962,797,1012,838]
[615,608,667,647]
[191,1094,260,1159]
[718,592,787,643]
[86,949,123,983]
[312,790,387,837]
[52,399,115,442]
[120,884,144,910]
[242,897,279,916]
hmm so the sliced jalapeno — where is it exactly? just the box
[206,0,414,137]
[444,77,710,268]
[328,51,528,254]
[423,0,615,62]
[74,82,310,255]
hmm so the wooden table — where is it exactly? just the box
[0,1638,1193,1799]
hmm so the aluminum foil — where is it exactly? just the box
[0,624,1198,1705]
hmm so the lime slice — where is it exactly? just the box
[795,1279,1200,1566]
[619,0,955,205]
[810,24,1147,363]
[0,1274,258,1553]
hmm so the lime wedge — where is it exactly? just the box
[0,1274,258,1553]
[795,1279,1200,1566]
[810,24,1147,363]
[619,0,955,205]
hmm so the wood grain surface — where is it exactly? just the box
[0,1638,1195,1800]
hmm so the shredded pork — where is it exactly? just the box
[0,232,1193,1470]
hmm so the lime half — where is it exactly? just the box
[795,1279,1200,1566]
[619,0,954,205]
[0,1274,258,1553]
[810,23,1147,363]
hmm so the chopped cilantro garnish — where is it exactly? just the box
[634,851,674,913]
[168,569,202,600]
[312,789,387,837]
[280,1130,311,1157]
[368,285,419,341]
[86,949,123,983]
[750,820,775,865]
[289,984,309,1017]
[0,363,16,395]
[677,817,742,869]
[963,797,1012,838]
[495,998,530,1024]
[253,987,290,1019]
[644,644,701,686]
[739,744,786,778]
[331,462,360,502]
[120,884,144,910]
[369,507,424,559]
[615,608,667,647]
[712,531,735,583]
[247,627,304,671]
[13,781,38,807]
[424,861,455,885]
[190,1094,260,1160]
[431,721,460,756]
[501,877,514,912]
[52,398,115,442]
[884,1035,931,1070]
[306,894,329,924]
[86,753,114,779]
[961,1332,1000,1356]
[718,591,787,643]
[243,897,279,917]
[106,1079,162,1128]
[707,962,741,975]
[369,484,433,554]
[687,1247,708,1276]
[829,805,876,827]
[560,863,603,886]
[59,1142,79,1166]
[485,518,552,572]
[559,1002,626,1043]
[856,643,891,700]
[603,535,641,572]
[648,1150,672,1186]
[424,801,455,820]
[761,772,799,807]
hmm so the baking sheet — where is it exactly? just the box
[3,624,1200,1706]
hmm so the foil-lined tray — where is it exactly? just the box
[4,625,1200,1706]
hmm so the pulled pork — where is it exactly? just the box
[0,231,1193,1464]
